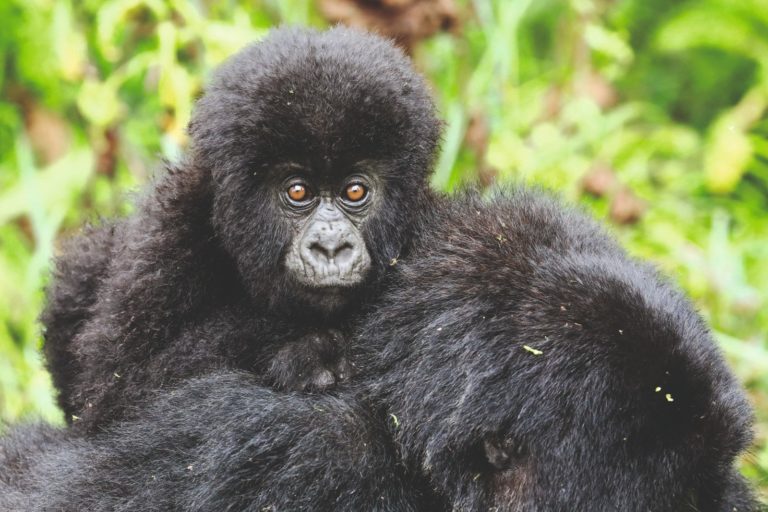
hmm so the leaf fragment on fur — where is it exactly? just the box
[523,345,543,355]
[390,413,400,428]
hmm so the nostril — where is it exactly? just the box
[309,242,331,261]
[333,243,354,265]
[308,240,355,265]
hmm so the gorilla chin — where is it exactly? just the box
[286,275,371,316]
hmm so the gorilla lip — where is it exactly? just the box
[292,261,370,288]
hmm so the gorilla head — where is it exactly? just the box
[190,27,440,314]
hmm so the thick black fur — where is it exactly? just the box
[0,373,444,512]
[6,189,758,511]
[0,373,434,512]
[353,189,758,511]
[40,26,440,431]
[40,223,116,412]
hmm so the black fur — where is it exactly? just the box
[40,26,441,431]
[41,222,116,419]
[7,189,758,511]
[353,189,758,510]
[0,373,433,512]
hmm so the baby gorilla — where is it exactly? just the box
[40,26,440,431]
[5,190,758,511]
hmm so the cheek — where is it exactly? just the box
[359,205,408,266]
[283,216,310,266]
[214,186,292,279]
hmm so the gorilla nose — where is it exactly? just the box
[309,239,355,265]
[293,214,371,286]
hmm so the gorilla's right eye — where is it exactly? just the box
[287,183,312,203]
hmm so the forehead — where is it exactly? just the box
[267,159,390,186]
[191,29,435,186]
[251,68,410,168]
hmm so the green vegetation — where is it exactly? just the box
[0,0,766,500]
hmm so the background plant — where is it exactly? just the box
[0,0,766,501]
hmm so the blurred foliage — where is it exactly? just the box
[0,0,766,501]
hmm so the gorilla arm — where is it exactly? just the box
[0,372,435,512]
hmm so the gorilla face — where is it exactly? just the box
[261,160,386,312]
[280,167,375,289]
[210,152,422,314]
[190,27,440,314]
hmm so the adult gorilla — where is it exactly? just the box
[1,190,758,511]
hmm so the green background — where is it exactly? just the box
[0,0,766,501]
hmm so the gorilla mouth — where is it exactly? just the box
[294,256,371,288]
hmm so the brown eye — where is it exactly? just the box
[344,183,368,203]
[287,183,309,202]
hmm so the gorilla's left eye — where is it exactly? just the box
[342,183,368,204]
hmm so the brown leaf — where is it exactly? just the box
[319,0,459,52]
[477,165,498,188]
[14,215,35,246]
[24,104,72,166]
[581,164,617,198]
[96,127,120,177]
[540,86,562,121]
[464,111,489,158]
[609,187,646,225]
[575,71,618,110]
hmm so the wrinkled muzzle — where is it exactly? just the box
[285,203,371,287]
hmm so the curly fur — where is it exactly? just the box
[40,223,116,419]
[40,26,441,432]
[7,189,759,511]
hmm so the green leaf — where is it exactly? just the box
[704,118,754,193]
[96,0,168,61]
[0,147,94,225]
[656,8,768,63]
[76,79,123,127]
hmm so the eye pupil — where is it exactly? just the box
[345,183,367,202]
[288,184,307,202]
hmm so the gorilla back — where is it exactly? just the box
[354,189,759,511]
[40,26,440,431]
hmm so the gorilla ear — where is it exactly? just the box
[482,437,527,471]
